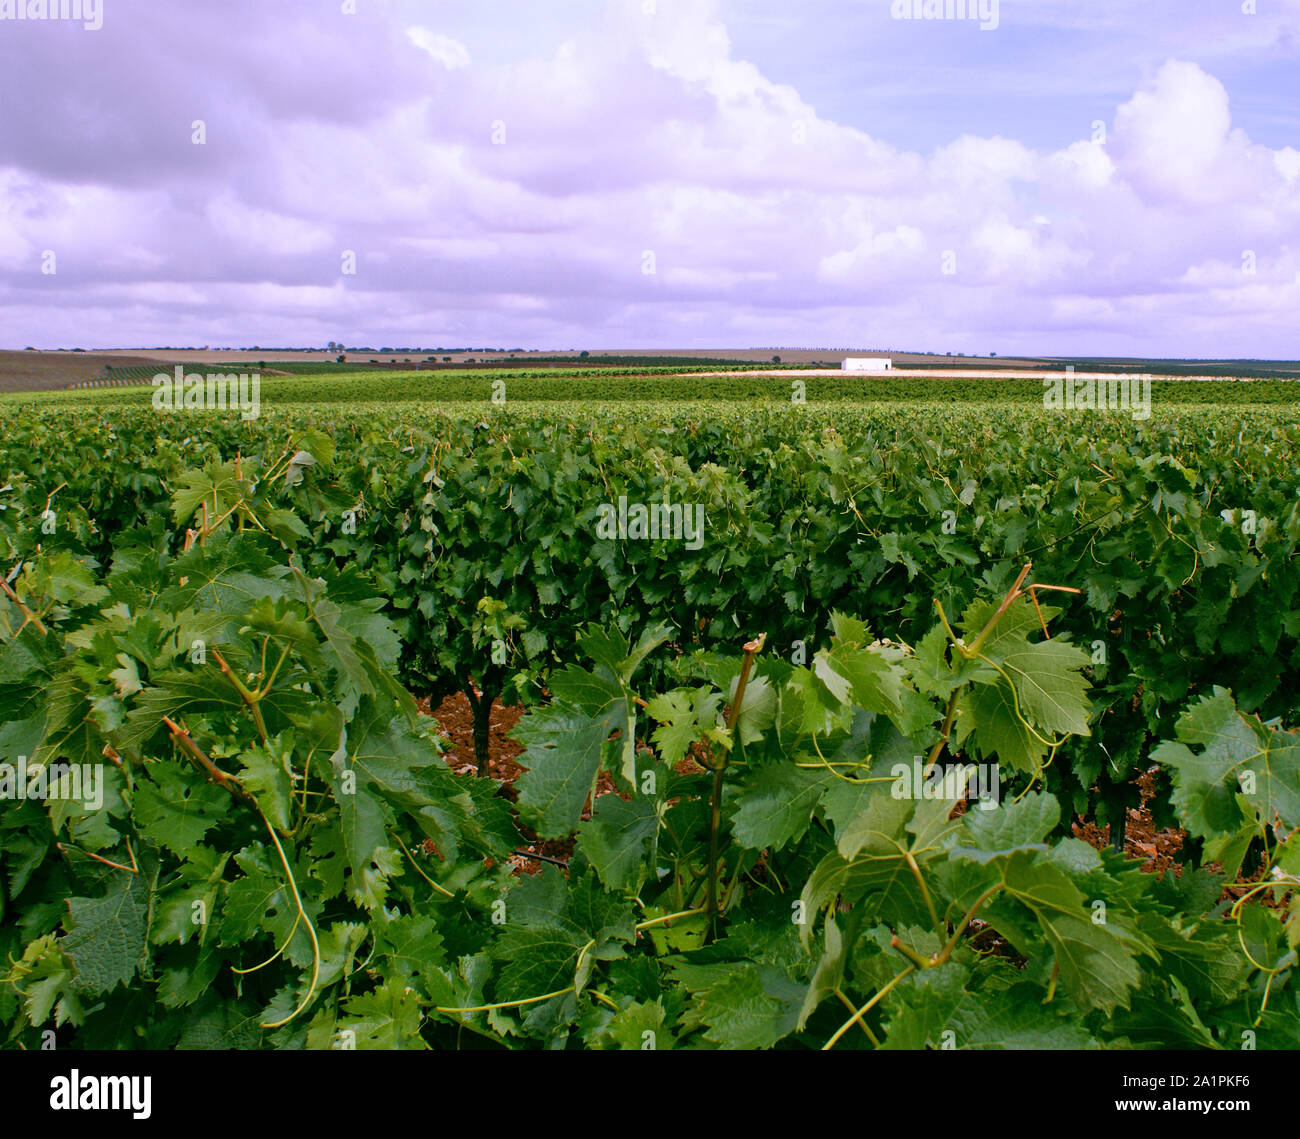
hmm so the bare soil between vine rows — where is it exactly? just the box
[420,694,1281,913]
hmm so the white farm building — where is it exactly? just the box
[842,358,892,373]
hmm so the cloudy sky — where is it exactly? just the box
[0,0,1297,356]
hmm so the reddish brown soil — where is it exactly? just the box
[419,691,616,875]
[1072,768,1187,877]
[418,691,526,784]
[1071,767,1290,911]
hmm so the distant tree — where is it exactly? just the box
[337,355,346,364]
[772,355,781,364]
[990,352,998,357]
[258,361,266,371]
[579,350,590,358]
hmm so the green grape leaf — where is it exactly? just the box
[695,965,804,1050]
[730,762,829,851]
[951,791,1059,864]
[576,793,660,892]
[238,736,296,833]
[998,855,1145,1013]
[490,869,634,1001]
[1152,687,1300,838]
[512,704,618,839]
[63,871,151,998]
[961,678,1048,774]
[132,765,229,857]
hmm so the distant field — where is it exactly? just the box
[0,350,173,393]
[3,348,1299,394]
[3,365,1297,414]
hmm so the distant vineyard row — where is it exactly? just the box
[9,369,1300,410]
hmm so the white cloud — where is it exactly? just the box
[1110,61,1235,204]
[406,28,471,70]
[1275,148,1300,184]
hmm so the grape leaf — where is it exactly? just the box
[999,855,1146,1013]
[695,965,804,1049]
[729,762,829,851]
[951,791,1060,864]
[1152,687,1300,838]
[576,793,660,892]
[63,871,150,997]
[512,704,618,839]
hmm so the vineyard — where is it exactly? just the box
[9,366,1300,410]
[1,386,1298,1051]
